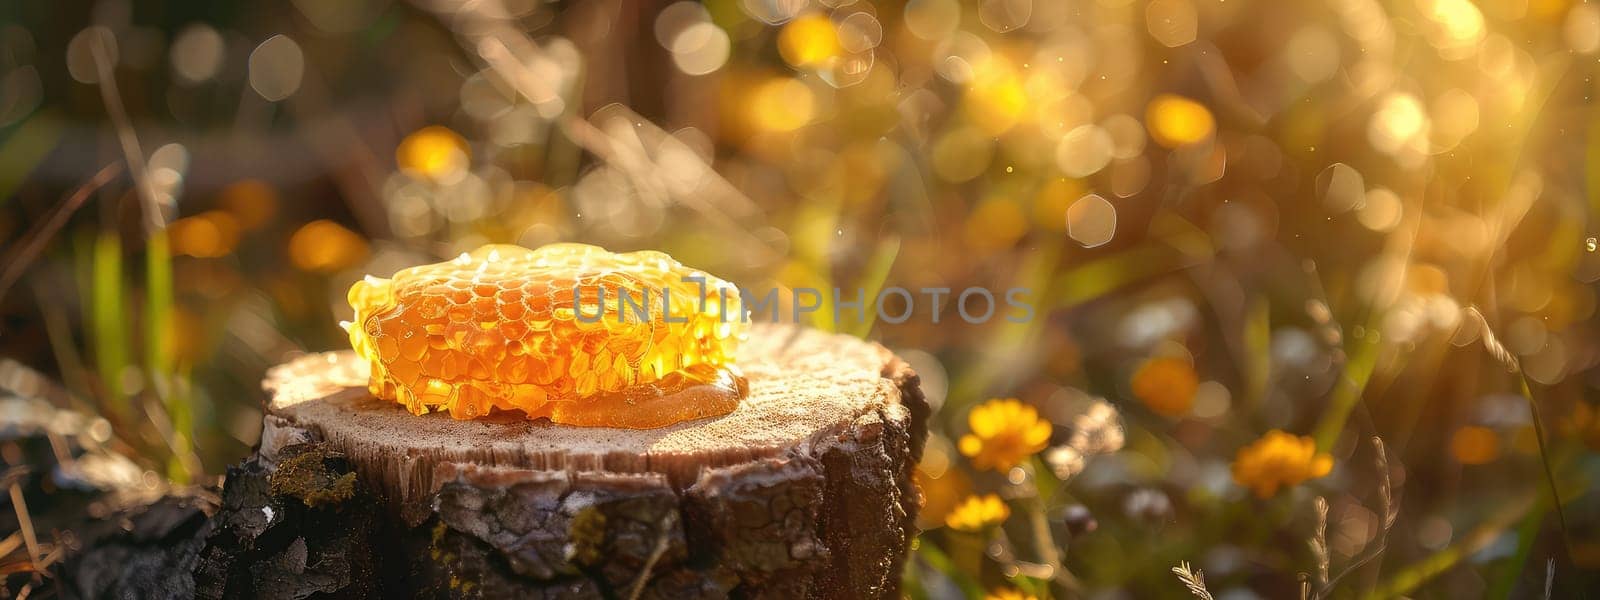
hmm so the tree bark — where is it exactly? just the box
[213,323,927,599]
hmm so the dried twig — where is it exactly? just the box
[7,480,40,571]
[0,163,122,304]
[1171,561,1214,600]
[0,533,22,560]
[89,38,162,236]
[625,513,677,600]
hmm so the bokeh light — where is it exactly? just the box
[218,179,280,231]
[1066,193,1116,248]
[169,24,223,83]
[1056,125,1114,177]
[288,220,370,273]
[1144,94,1214,148]
[670,23,731,76]
[779,13,839,67]
[169,211,241,258]
[396,126,470,183]
[247,34,304,101]
[749,77,815,132]
[1145,0,1198,48]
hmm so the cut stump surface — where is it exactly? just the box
[254,323,928,599]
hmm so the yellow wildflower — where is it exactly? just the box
[1231,430,1333,498]
[945,494,1010,531]
[1131,356,1198,417]
[985,588,1038,600]
[958,398,1053,471]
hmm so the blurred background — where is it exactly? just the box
[2,0,1599,597]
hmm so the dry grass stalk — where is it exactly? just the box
[1043,400,1123,480]
[1373,437,1398,529]
[1544,558,1554,599]
[1464,308,1571,552]
[1464,306,1519,373]
[1310,496,1329,587]
[625,513,678,600]
[6,482,39,571]
[1315,437,1400,598]
[1171,561,1214,600]
[89,37,163,236]
[0,163,122,303]
[0,533,22,564]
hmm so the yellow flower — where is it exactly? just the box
[1231,430,1333,498]
[1131,356,1198,417]
[959,398,1053,471]
[985,588,1038,600]
[945,494,1010,531]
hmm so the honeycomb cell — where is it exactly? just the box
[345,243,748,428]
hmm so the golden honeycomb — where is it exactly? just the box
[344,243,747,428]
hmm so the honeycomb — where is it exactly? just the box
[344,243,747,428]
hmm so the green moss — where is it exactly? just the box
[267,446,357,508]
[567,506,607,566]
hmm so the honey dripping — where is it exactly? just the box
[344,243,748,428]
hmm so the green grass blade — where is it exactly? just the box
[948,242,1062,411]
[144,229,193,482]
[1312,329,1381,450]
[912,537,985,599]
[1363,491,1537,599]
[1241,298,1270,413]
[847,235,900,338]
[145,230,174,383]
[91,230,127,417]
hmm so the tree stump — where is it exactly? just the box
[249,323,929,598]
